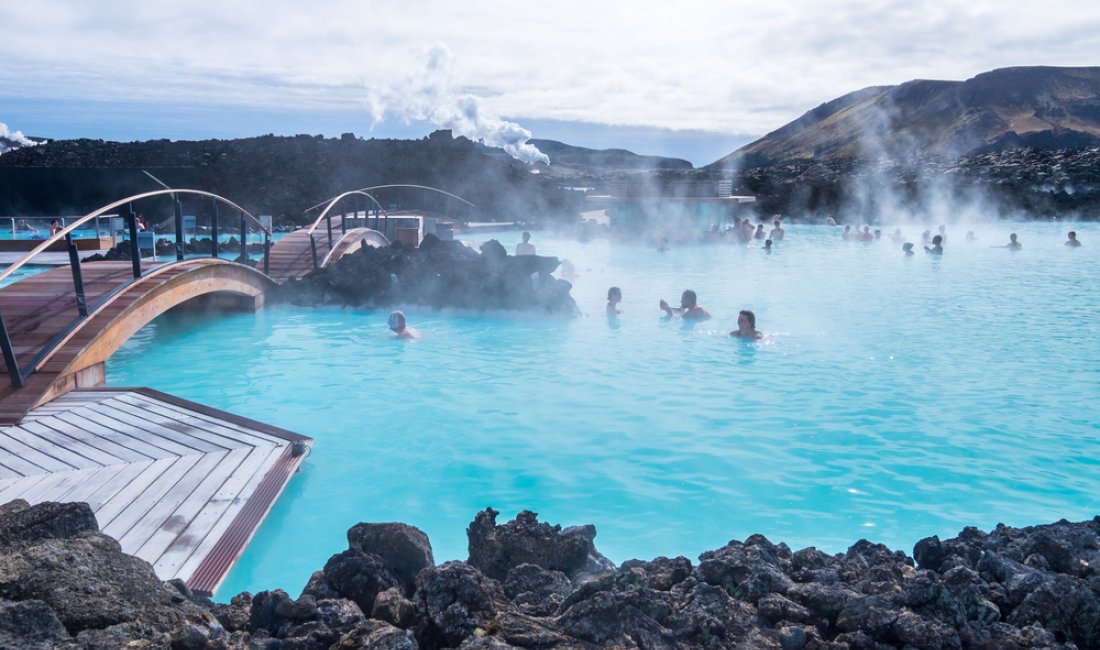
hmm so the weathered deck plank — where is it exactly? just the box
[0,389,312,595]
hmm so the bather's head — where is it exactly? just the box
[680,289,697,308]
[387,310,406,332]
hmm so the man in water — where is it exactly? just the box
[925,235,943,255]
[660,290,711,320]
[515,231,536,256]
[730,309,763,339]
[769,218,784,240]
[606,286,622,316]
[1000,233,1021,250]
[1066,231,1082,247]
[902,242,915,256]
[387,310,419,340]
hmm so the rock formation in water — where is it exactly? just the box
[4,497,1100,649]
[272,234,578,315]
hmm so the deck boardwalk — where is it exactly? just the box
[0,387,312,596]
[266,217,389,283]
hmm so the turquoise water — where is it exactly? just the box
[106,222,1100,600]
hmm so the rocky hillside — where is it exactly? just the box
[528,139,693,175]
[714,66,1100,168]
[0,131,582,226]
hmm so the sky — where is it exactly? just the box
[2,1,1099,166]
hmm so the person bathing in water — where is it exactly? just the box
[1065,231,1082,247]
[998,233,1021,250]
[606,286,622,316]
[925,235,943,255]
[730,309,763,339]
[387,310,419,340]
[660,290,711,320]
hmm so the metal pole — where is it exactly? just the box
[239,210,247,263]
[310,234,319,269]
[263,232,270,275]
[174,199,184,261]
[211,200,220,259]
[66,234,88,317]
[0,312,24,388]
[326,214,334,250]
[127,209,141,279]
[341,209,347,235]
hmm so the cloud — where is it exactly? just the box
[0,122,41,154]
[2,1,1100,143]
[365,44,549,165]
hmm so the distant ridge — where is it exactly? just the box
[712,66,1100,168]
[528,139,693,172]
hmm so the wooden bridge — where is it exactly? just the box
[0,185,470,594]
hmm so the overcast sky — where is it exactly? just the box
[2,1,1099,164]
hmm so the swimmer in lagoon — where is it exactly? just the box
[925,235,943,255]
[769,218,784,240]
[730,309,763,339]
[606,286,622,316]
[890,228,903,243]
[998,233,1021,250]
[515,231,536,256]
[902,242,915,256]
[660,290,711,320]
[966,230,976,242]
[763,239,773,252]
[387,310,420,340]
[1065,231,1081,247]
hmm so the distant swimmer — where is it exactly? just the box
[754,224,766,240]
[49,219,62,236]
[966,230,976,242]
[387,310,420,340]
[606,286,622,316]
[938,225,947,243]
[925,235,943,255]
[997,233,1021,250]
[763,239,773,252]
[890,228,903,243]
[515,231,536,256]
[826,217,837,226]
[902,242,915,256]
[660,289,711,320]
[730,309,763,339]
[769,218,785,240]
[1065,231,1082,247]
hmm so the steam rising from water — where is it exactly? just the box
[365,44,549,166]
[0,122,40,155]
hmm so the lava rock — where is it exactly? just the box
[347,522,435,596]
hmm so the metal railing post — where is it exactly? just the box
[310,234,319,269]
[263,232,270,275]
[211,199,220,259]
[0,312,24,388]
[174,199,185,261]
[66,234,88,317]
[341,210,347,235]
[326,214,334,250]
[238,210,247,262]
[127,209,141,278]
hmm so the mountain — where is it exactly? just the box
[527,139,693,175]
[713,66,1100,168]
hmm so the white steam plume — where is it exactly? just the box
[0,122,41,155]
[365,44,549,166]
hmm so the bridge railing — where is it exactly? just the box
[0,189,271,388]
[302,191,389,270]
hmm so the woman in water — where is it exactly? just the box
[606,286,622,316]
[730,310,763,339]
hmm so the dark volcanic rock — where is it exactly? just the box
[467,508,612,581]
[4,499,1100,650]
[348,522,435,596]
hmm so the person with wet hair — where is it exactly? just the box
[387,310,419,340]
[659,289,711,320]
[1065,231,1081,247]
[763,239,773,252]
[515,231,536,256]
[925,235,943,255]
[998,233,1021,250]
[902,242,915,256]
[49,219,62,236]
[730,309,763,339]
[769,218,784,241]
[606,286,622,316]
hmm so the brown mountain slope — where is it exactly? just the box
[712,66,1100,168]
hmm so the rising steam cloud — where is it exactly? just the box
[365,44,549,166]
[0,122,41,155]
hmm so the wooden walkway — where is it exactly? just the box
[0,387,312,596]
[267,218,389,283]
[0,259,274,424]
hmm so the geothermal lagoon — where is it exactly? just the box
[106,222,1100,599]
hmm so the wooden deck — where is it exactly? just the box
[0,387,312,596]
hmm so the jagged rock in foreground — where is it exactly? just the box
[272,235,578,315]
[3,499,1099,649]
